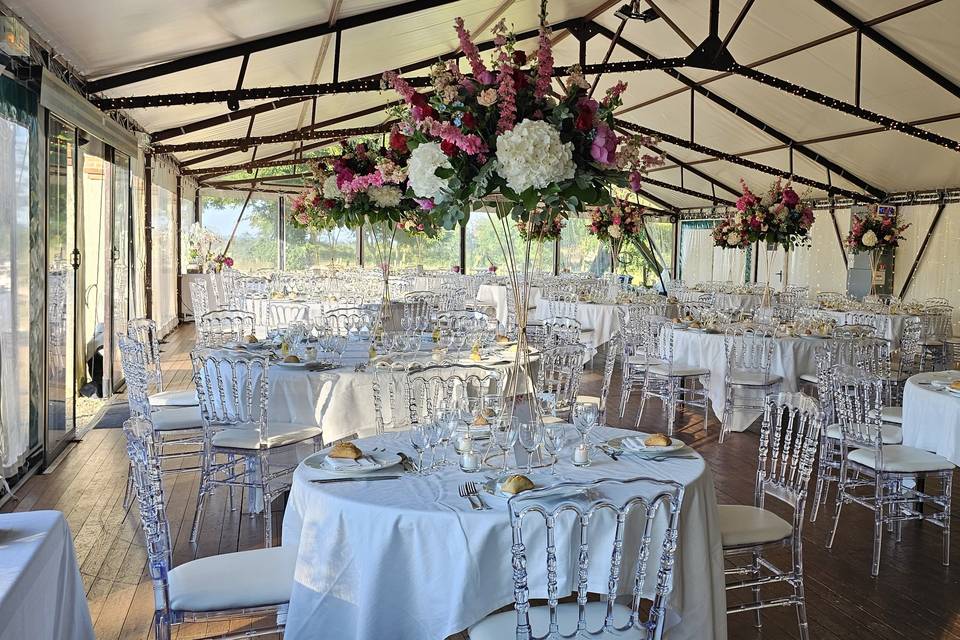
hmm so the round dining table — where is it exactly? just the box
[818,309,916,350]
[533,299,621,354]
[279,426,727,640]
[476,283,542,328]
[901,370,960,465]
[672,328,825,432]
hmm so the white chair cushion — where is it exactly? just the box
[717,504,793,548]
[728,372,783,387]
[149,389,199,407]
[848,445,955,473]
[798,373,818,384]
[825,423,902,444]
[647,363,711,378]
[469,602,642,640]
[626,355,660,368]
[880,406,903,424]
[167,545,296,612]
[212,423,322,450]
[151,406,203,432]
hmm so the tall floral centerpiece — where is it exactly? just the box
[588,202,645,274]
[714,178,815,305]
[846,209,910,294]
[382,3,663,421]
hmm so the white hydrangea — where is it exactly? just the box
[322,175,342,200]
[495,119,575,193]
[367,185,403,209]
[727,231,741,246]
[407,142,452,203]
[607,224,622,239]
[861,230,878,247]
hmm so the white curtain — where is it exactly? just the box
[786,208,850,294]
[895,202,960,332]
[0,116,30,474]
[131,147,147,320]
[151,156,179,335]
[679,223,714,283]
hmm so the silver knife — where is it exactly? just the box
[397,452,417,473]
[310,475,401,484]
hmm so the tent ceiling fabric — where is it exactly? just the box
[8,0,959,204]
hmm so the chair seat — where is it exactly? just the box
[149,389,199,407]
[151,406,203,432]
[469,602,642,640]
[647,363,711,378]
[728,372,782,387]
[848,445,955,473]
[825,423,902,444]
[880,406,903,424]
[798,373,818,384]
[922,340,944,348]
[167,545,296,612]
[212,423,322,450]
[718,504,793,548]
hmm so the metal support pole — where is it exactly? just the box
[144,154,153,318]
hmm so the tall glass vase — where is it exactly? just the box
[760,242,776,309]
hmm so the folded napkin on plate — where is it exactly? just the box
[620,436,655,452]
[325,455,378,470]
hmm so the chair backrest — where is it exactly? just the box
[323,306,376,340]
[117,334,154,420]
[127,318,164,392]
[122,417,174,614]
[507,477,685,640]
[197,309,257,347]
[269,301,310,330]
[542,316,582,347]
[536,343,587,417]
[724,328,775,381]
[828,364,884,452]
[596,335,620,425]
[191,349,270,444]
[190,279,211,319]
[755,393,822,519]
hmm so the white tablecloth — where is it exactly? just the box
[819,310,915,350]
[476,284,542,328]
[281,427,726,640]
[902,371,960,465]
[672,330,823,432]
[533,301,620,354]
[0,511,94,640]
[715,293,763,312]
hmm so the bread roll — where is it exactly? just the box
[949,380,960,391]
[243,334,258,344]
[283,354,301,363]
[472,413,490,426]
[501,474,535,495]
[328,442,363,460]
[644,433,671,447]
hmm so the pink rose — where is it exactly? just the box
[590,124,618,166]
[781,187,799,207]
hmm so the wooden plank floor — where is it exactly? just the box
[6,322,960,640]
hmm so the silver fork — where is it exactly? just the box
[465,481,490,510]
[458,483,482,510]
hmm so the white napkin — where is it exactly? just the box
[325,455,378,470]
[620,436,650,452]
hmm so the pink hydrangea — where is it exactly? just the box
[628,171,643,193]
[590,124,618,166]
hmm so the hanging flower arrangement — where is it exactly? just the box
[381,2,664,229]
[846,209,910,254]
[517,207,565,241]
[713,178,815,250]
[588,202,644,243]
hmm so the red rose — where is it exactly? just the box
[389,127,408,153]
[461,112,477,129]
[512,67,529,90]
[323,199,336,208]
[440,139,458,156]
[410,92,428,108]
[575,110,594,131]
[512,50,527,67]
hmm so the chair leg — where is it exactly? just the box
[260,453,273,548]
[943,471,953,567]
[154,612,171,640]
[702,379,710,433]
[826,460,847,549]
[122,462,135,510]
[666,381,677,437]
[871,473,885,577]
[190,457,211,544]
[793,539,810,640]
[751,551,762,629]
[719,388,732,444]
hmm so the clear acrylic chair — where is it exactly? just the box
[719,392,821,639]
[127,318,198,408]
[826,364,955,575]
[468,476,685,640]
[268,301,310,331]
[190,278,211,320]
[542,316,582,347]
[576,335,620,426]
[720,328,780,443]
[616,309,655,420]
[196,309,257,347]
[117,335,203,508]
[190,349,323,547]
[637,317,711,436]
[123,416,295,640]
[535,343,588,423]
[323,306,377,340]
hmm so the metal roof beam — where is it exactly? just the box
[86,0,465,93]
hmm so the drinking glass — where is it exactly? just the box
[543,423,567,475]
[409,423,430,475]
[425,417,443,470]
[492,416,518,475]
[572,401,599,446]
[517,421,543,474]
[435,407,458,467]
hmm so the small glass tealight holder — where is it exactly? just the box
[458,437,481,473]
[572,443,591,467]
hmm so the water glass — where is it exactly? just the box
[409,423,430,475]
[492,415,519,474]
[517,421,543,474]
[543,423,567,475]
[572,401,599,445]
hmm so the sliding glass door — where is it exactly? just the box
[108,151,131,392]
[45,115,77,461]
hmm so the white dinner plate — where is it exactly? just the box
[929,378,960,389]
[608,433,686,455]
[304,451,403,474]
[482,472,548,498]
[274,360,310,369]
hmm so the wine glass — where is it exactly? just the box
[517,421,543,474]
[543,423,567,475]
[409,422,430,475]
[424,416,443,470]
[435,406,458,467]
[492,415,518,475]
[572,401,599,446]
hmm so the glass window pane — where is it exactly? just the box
[284,223,357,270]
[151,185,178,331]
[560,215,603,275]
[465,213,555,275]
[364,227,459,271]
[620,217,675,287]
[200,192,279,272]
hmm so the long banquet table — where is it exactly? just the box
[476,283,542,328]
[901,370,960,465]
[280,427,727,640]
[532,299,620,354]
[0,511,94,640]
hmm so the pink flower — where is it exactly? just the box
[602,81,627,107]
[628,171,643,193]
[590,124,618,166]
[496,64,517,133]
[477,88,498,106]
[224,257,234,268]
[781,187,799,207]
[533,27,554,99]
[454,18,488,79]
[575,98,598,131]
[415,198,435,210]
